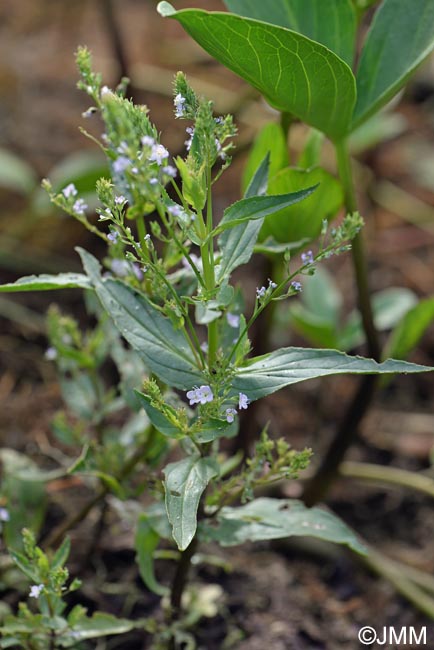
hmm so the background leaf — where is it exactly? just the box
[200,497,366,553]
[232,347,431,401]
[353,0,434,129]
[0,273,91,293]
[159,4,357,139]
[260,167,343,244]
[241,123,288,195]
[0,148,37,195]
[223,0,357,66]
[164,456,218,550]
[384,297,434,361]
[78,249,203,389]
[135,514,169,596]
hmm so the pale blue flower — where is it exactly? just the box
[301,250,314,266]
[45,347,57,361]
[163,165,177,178]
[0,508,10,522]
[149,143,169,165]
[238,393,250,410]
[108,230,120,243]
[115,195,126,205]
[186,385,214,405]
[113,156,131,174]
[291,281,302,292]
[226,313,240,328]
[62,183,77,199]
[174,93,186,118]
[141,135,155,147]
[225,408,237,423]
[256,286,266,299]
[73,199,88,216]
[29,584,44,598]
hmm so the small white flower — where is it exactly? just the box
[62,183,77,199]
[268,278,277,290]
[256,286,266,299]
[149,178,159,186]
[45,347,57,361]
[149,143,169,165]
[186,385,214,406]
[141,135,155,147]
[29,584,44,599]
[73,199,88,216]
[115,195,126,205]
[238,393,250,410]
[112,156,131,174]
[168,205,184,218]
[0,507,10,522]
[226,313,240,328]
[100,85,111,96]
[163,165,177,178]
[225,408,237,423]
[174,93,186,118]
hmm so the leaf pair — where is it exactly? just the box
[158,0,434,139]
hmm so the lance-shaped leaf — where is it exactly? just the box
[134,391,185,439]
[223,0,357,67]
[199,497,366,554]
[164,456,219,550]
[135,514,169,597]
[0,273,91,292]
[353,0,434,129]
[232,347,432,401]
[215,187,317,237]
[78,248,203,389]
[217,153,270,281]
[384,297,434,362]
[158,3,357,139]
[64,612,138,643]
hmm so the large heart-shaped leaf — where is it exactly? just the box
[223,0,357,66]
[78,248,203,389]
[200,497,366,554]
[353,0,434,129]
[158,3,357,139]
[232,347,431,401]
[164,456,219,550]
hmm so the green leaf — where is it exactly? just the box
[51,537,71,571]
[135,514,169,596]
[217,153,270,281]
[78,248,203,389]
[223,0,357,66]
[260,167,343,244]
[63,612,137,644]
[353,0,434,129]
[164,456,219,550]
[200,497,366,554]
[384,297,434,361]
[241,123,288,195]
[215,187,317,236]
[10,550,40,582]
[232,347,432,401]
[134,391,184,439]
[0,148,37,194]
[0,273,91,293]
[158,5,357,139]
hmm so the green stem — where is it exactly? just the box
[136,215,147,252]
[200,174,218,369]
[335,139,380,360]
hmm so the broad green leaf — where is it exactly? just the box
[384,297,434,361]
[135,514,169,596]
[0,273,91,293]
[260,167,343,244]
[340,287,418,350]
[200,497,366,554]
[0,148,37,194]
[158,4,357,139]
[78,248,203,389]
[217,153,270,281]
[241,123,288,195]
[232,347,432,401]
[164,456,219,550]
[215,187,317,236]
[134,391,184,439]
[353,0,434,129]
[63,612,137,644]
[223,0,357,66]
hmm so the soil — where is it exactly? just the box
[1,1,434,649]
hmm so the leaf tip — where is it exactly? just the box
[157,1,176,17]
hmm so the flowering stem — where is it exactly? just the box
[201,174,218,369]
[334,139,380,361]
[136,215,147,252]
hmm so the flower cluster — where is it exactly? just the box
[256,278,277,301]
[186,385,214,405]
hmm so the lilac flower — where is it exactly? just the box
[141,135,155,147]
[174,93,186,118]
[185,127,194,151]
[149,178,159,186]
[115,195,126,205]
[301,250,314,266]
[113,156,131,174]
[182,253,201,271]
[186,385,214,406]
[73,199,88,216]
[291,281,302,293]
[256,286,266,299]
[200,341,208,353]
[44,347,57,361]
[168,205,184,218]
[0,507,10,522]
[108,230,120,243]
[131,166,139,174]
[149,143,169,165]
[268,278,277,290]
[62,183,77,199]
[225,408,237,424]
[163,165,177,178]
[239,393,250,410]
[131,263,143,281]
[110,259,130,277]
[29,584,44,599]
[226,313,240,328]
